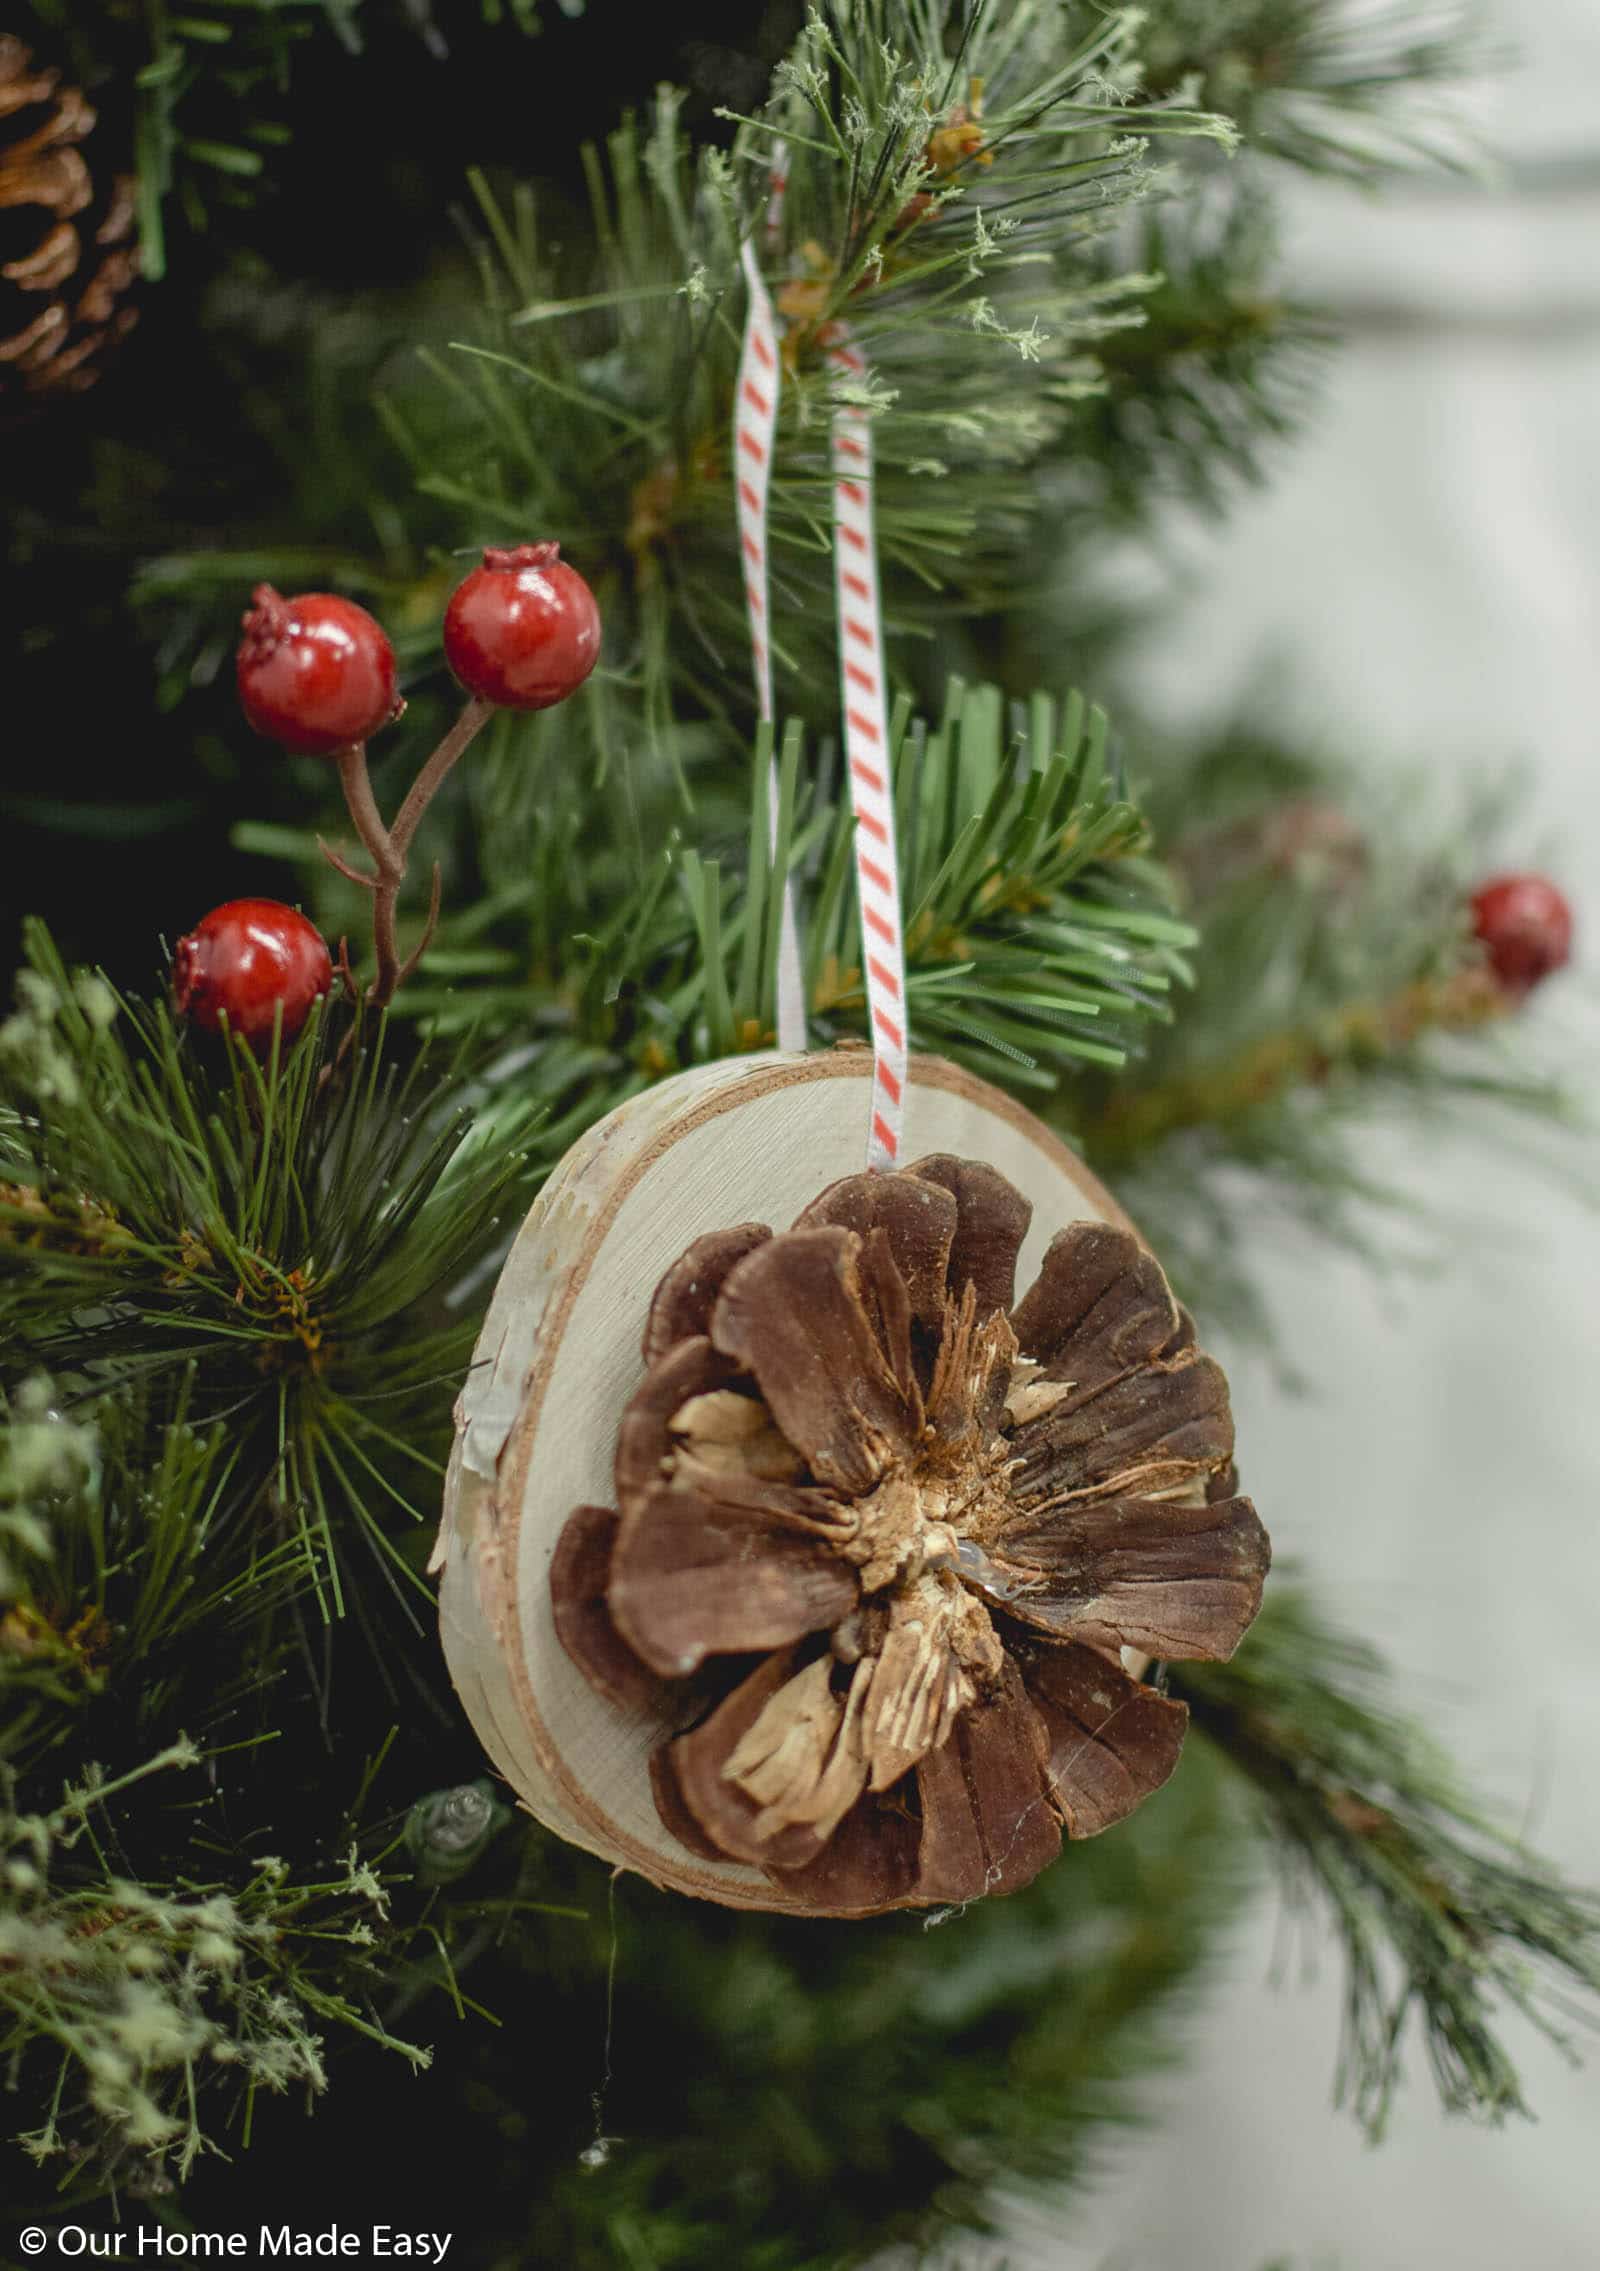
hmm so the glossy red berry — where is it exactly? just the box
[174,900,333,1053]
[236,585,401,756]
[443,543,601,711]
[1470,873,1574,994]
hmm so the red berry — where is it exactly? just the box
[442,543,601,711]
[236,585,401,756]
[1471,873,1574,993]
[174,900,333,1053]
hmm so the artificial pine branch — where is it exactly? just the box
[318,11,1238,788]
[365,677,1191,1105]
[1175,1582,1600,2132]
[1074,183,1333,522]
[1075,735,1585,1339]
[1138,0,1491,180]
[392,1759,1247,2270]
[0,924,548,1618]
[1089,961,1510,1160]
[808,678,1193,1086]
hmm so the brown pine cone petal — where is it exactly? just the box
[710,1226,920,1494]
[616,1333,845,1536]
[549,1502,665,1711]
[721,1653,873,1843]
[912,1728,991,1902]
[858,1606,965,1792]
[986,1494,1271,1660]
[769,1788,921,1913]
[610,1485,859,1678]
[1009,1349,1235,1505]
[1010,1222,1181,1394]
[76,242,137,326]
[642,1223,772,1365]
[1021,1642,1189,1837]
[794,1170,957,1337]
[905,1153,1033,1318]
[1206,1458,1241,1502]
[96,175,135,247]
[614,1335,753,1510]
[854,1223,920,1404]
[666,1651,831,1870]
[913,1660,1060,1900]
[648,1739,730,1863]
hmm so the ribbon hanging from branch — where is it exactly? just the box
[822,321,906,1169]
[733,241,807,1057]
[734,177,908,1169]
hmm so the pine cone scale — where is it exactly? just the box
[1,36,137,406]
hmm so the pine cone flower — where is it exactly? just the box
[552,1157,1271,1915]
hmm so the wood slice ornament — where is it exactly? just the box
[434,1048,1270,1918]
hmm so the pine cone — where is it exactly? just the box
[552,1156,1271,1914]
[0,34,138,404]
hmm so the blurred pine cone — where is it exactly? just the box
[0,33,138,406]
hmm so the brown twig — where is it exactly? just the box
[395,863,445,990]
[320,695,494,1013]
[390,695,494,864]
[1087,964,1509,1164]
[318,839,378,892]
[332,743,404,1007]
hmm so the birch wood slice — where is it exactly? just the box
[433,1048,1138,1912]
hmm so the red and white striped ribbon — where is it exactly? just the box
[824,322,906,1169]
[735,158,908,1167]
[734,238,806,1056]
[734,244,781,719]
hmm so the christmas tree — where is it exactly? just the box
[3,2,1595,2261]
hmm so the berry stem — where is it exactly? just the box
[324,695,494,1011]
[390,695,494,863]
[334,743,405,1007]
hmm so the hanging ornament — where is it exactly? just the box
[433,166,1270,1915]
[0,35,139,409]
[434,1052,1270,1915]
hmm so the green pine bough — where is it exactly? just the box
[3,672,1595,2232]
[1174,1585,1600,2137]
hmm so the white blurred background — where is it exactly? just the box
[1015,3,1600,2263]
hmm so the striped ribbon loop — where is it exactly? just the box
[734,152,908,1168]
[734,239,806,1055]
[826,323,906,1170]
